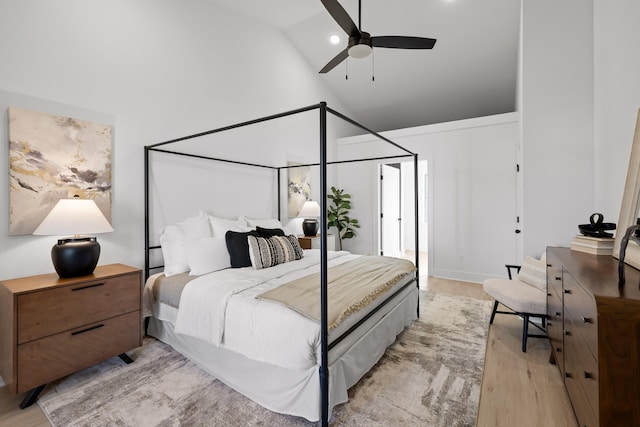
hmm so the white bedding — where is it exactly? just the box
[168,250,361,371]
[144,249,419,422]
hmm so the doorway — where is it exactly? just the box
[380,163,402,258]
[379,159,429,276]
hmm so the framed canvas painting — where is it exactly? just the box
[287,162,311,218]
[8,107,113,235]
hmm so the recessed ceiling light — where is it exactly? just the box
[329,34,341,45]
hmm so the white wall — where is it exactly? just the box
[337,114,520,283]
[0,0,351,280]
[593,0,640,225]
[520,0,595,256]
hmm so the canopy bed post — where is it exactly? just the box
[319,101,330,427]
[144,146,150,280]
[277,168,281,222]
[413,153,420,313]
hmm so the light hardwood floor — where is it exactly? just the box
[0,277,577,427]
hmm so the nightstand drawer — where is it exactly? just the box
[16,311,141,392]
[17,272,141,344]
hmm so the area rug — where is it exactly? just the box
[38,291,491,427]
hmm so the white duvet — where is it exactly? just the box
[173,250,358,371]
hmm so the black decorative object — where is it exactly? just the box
[302,219,319,236]
[578,213,616,238]
[618,224,640,286]
[51,237,101,278]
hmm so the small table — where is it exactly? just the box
[0,264,142,408]
[298,234,336,251]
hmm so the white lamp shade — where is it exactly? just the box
[33,198,114,236]
[298,200,321,218]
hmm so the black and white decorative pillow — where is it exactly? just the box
[247,235,304,270]
[284,235,304,260]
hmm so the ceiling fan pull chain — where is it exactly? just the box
[346,57,349,80]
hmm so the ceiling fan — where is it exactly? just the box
[319,0,437,74]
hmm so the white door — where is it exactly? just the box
[380,164,402,257]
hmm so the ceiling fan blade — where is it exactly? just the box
[372,36,437,49]
[321,0,360,37]
[319,48,349,74]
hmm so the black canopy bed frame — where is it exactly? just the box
[144,102,419,426]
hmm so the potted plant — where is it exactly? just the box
[327,186,360,250]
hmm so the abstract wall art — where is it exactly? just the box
[8,106,113,235]
[287,162,311,218]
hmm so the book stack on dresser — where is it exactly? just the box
[570,235,614,255]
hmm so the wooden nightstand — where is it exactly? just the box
[297,234,336,251]
[0,263,142,408]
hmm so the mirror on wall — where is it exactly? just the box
[613,108,640,269]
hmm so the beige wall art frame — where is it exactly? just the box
[613,108,640,269]
[8,106,113,235]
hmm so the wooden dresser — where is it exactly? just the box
[0,264,142,406]
[546,247,640,426]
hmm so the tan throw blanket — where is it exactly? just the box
[257,256,416,330]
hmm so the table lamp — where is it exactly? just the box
[33,196,114,278]
[298,200,321,236]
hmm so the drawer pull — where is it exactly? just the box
[72,283,105,292]
[556,347,562,352]
[547,293,552,297]
[563,330,571,336]
[555,276,561,281]
[581,316,593,324]
[71,324,104,336]
[565,372,572,379]
[556,311,561,316]
[563,289,572,294]
[583,371,594,380]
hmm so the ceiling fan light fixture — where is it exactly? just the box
[348,43,372,58]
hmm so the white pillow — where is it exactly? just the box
[159,214,211,276]
[517,256,547,291]
[187,236,231,276]
[242,216,283,229]
[204,212,247,237]
[159,225,187,276]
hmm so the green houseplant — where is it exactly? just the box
[327,186,360,250]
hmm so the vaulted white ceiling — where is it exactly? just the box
[210,0,520,132]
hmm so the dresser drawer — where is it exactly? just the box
[16,311,141,392]
[563,273,598,359]
[565,358,599,427]
[17,272,141,344]
[564,318,599,418]
[547,289,564,372]
[546,255,563,299]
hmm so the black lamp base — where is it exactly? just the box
[51,237,101,278]
[302,219,319,237]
